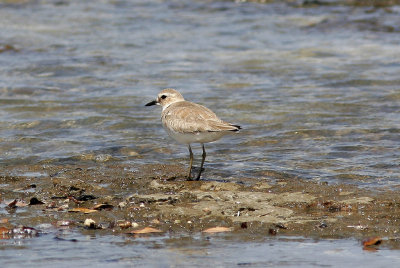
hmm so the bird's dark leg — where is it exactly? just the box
[195,144,206,181]
[187,144,193,180]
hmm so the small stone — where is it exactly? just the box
[119,147,139,157]
[59,204,69,210]
[118,201,127,208]
[57,220,73,227]
[253,182,272,191]
[128,151,139,156]
[202,208,210,212]
[95,154,113,162]
[29,197,45,205]
[80,154,95,161]
[149,180,163,189]
[318,222,328,228]
[269,228,277,235]
[275,223,287,229]
[151,219,160,225]
[84,218,97,229]
[36,223,52,229]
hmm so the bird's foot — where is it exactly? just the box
[194,168,205,181]
[187,167,205,181]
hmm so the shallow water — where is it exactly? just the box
[1,0,400,265]
[1,230,400,268]
[0,0,399,186]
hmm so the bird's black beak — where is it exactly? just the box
[145,100,158,106]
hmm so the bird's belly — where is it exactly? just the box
[164,128,226,144]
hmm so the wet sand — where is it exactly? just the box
[1,162,399,250]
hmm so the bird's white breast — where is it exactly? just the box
[163,126,226,144]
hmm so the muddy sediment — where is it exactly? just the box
[1,163,400,249]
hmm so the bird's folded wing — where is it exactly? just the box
[163,102,237,133]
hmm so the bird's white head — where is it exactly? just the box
[145,88,185,110]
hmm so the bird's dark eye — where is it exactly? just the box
[161,95,167,99]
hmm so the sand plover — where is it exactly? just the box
[145,88,241,180]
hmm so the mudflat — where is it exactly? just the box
[1,163,399,249]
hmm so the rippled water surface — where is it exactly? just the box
[1,0,400,265]
[1,231,400,267]
[1,0,399,186]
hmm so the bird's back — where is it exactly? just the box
[161,101,239,134]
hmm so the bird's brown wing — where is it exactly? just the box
[162,101,238,133]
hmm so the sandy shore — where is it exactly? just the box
[1,162,399,249]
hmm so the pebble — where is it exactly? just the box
[84,218,97,229]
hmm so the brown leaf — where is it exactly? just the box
[92,204,114,211]
[7,199,17,208]
[202,227,233,233]
[0,226,9,234]
[363,237,382,247]
[129,227,163,234]
[0,227,10,239]
[68,196,82,204]
[68,208,97,214]
[7,199,28,208]
[0,218,8,224]
[117,221,132,229]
